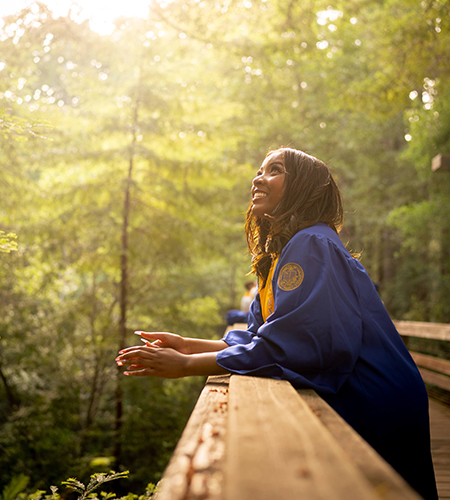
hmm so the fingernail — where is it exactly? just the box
[134,331,142,335]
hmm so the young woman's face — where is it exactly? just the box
[251,151,286,218]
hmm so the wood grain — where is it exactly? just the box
[224,376,385,500]
[394,320,450,341]
[411,352,450,378]
[419,368,450,393]
[429,399,450,500]
[299,389,423,500]
[154,375,229,500]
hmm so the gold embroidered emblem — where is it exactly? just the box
[278,263,304,291]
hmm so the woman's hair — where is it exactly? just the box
[245,148,344,287]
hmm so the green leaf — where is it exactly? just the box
[1,474,30,500]
[61,479,85,493]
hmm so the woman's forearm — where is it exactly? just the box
[136,332,229,355]
[185,351,229,376]
[185,338,229,355]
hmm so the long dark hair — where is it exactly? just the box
[245,148,344,287]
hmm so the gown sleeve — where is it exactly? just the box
[216,230,363,394]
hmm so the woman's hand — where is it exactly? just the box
[115,344,189,378]
[134,331,189,354]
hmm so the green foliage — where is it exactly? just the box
[0,112,49,141]
[62,471,129,500]
[1,474,29,500]
[1,472,158,500]
[0,231,17,253]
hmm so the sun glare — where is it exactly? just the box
[0,0,153,35]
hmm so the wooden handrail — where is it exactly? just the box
[410,352,450,378]
[154,375,421,500]
[394,320,450,341]
[393,320,450,398]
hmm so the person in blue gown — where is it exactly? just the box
[116,147,437,500]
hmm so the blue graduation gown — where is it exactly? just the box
[216,223,437,500]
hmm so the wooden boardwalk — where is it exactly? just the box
[430,399,450,500]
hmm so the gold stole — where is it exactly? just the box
[258,257,279,322]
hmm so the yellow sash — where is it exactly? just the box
[258,257,279,322]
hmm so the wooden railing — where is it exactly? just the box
[152,320,450,500]
[153,375,423,500]
[394,320,450,402]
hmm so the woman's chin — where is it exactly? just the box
[251,203,266,218]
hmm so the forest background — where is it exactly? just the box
[1,0,449,495]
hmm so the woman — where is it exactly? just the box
[115,148,437,500]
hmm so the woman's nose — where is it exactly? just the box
[253,174,264,186]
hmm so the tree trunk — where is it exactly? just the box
[0,360,20,410]
[114,87,141,468]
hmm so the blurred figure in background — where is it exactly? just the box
[225,280,256,326]
[240,281,256,313]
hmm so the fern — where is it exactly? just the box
[0,471,152,500]
[62,471,129,500]
[1,475,30,500]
